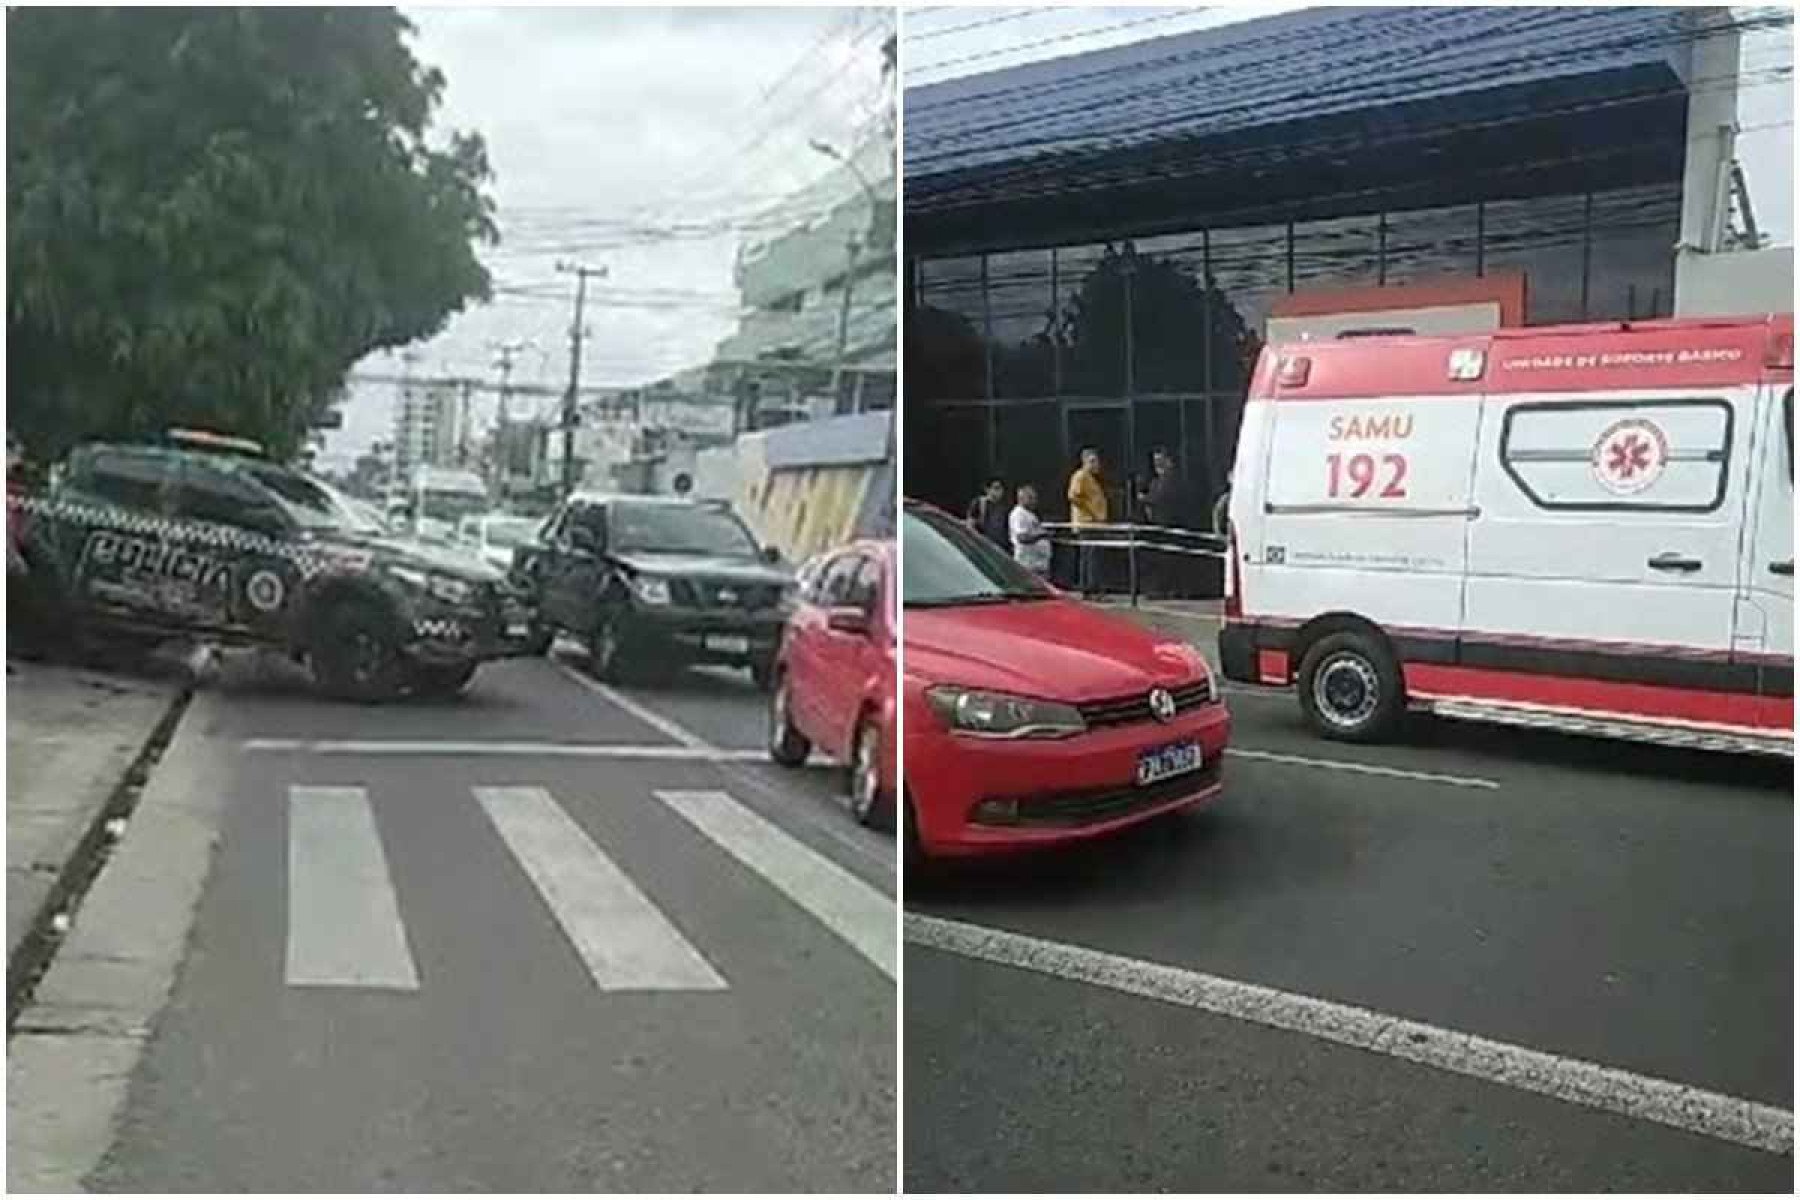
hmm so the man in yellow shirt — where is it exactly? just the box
[1066,446,1108,596]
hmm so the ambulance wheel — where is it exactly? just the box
[310,600,401,702]
[1297,630,1402,743]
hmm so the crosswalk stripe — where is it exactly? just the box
[286,786,420,990]
[473,786,728,992]
[654,790,896,980]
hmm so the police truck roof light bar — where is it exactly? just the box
[163,428,266,458]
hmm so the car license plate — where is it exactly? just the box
[1136,741,1202,787]
[707,635,750,655]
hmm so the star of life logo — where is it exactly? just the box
[1590,418,1669,495]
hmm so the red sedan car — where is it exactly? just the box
[768,538,898,827]
[902,501,1231,860]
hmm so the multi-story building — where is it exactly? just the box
[392,381,462,478]
[712,129,898,429]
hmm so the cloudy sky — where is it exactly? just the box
[324,5,893,469]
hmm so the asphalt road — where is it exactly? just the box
[904,685,1794,1192]
[83,648,895,1193]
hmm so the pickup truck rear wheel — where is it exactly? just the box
[310,600,401,702]
[1297,629,1402,743]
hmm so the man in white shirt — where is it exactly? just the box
[1009,484,1052,576]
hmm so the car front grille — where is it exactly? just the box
[974,759,1224,828]
[1077,681,1214,730]
[674,580,783,611]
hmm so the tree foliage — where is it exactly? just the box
[7,7,497,459]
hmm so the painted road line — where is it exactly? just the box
[657,789,896,980]
[907,914,1792,1156]
[474,786,727,992]
[286,787,419,990]
[1228,746,1500,790]
[552,657,714,750]
[242,738,781,764]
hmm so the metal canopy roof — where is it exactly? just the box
[905,6,1713,256]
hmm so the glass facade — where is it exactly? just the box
[908,182,1682,521]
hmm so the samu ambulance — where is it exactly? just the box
[1219,314,1793,756]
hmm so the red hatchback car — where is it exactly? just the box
[768,539,898,827]
[902,502,1231,860]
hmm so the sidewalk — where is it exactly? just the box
[1090,596,1224,671]
[6,660,188,990]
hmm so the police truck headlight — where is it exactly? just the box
[388,564,475,606]
[925,686,1085,739]
[633,576,673,606]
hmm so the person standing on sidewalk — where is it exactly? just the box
[1139,446,1189,599]
[965,476,1010,551]
[1066,447,1108,597]
[1008,483,1052,577]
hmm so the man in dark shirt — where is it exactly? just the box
[965,476,1010,550]
[1139,447,1188,599]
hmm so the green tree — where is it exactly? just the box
[7,7,497,460]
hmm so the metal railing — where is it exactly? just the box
[1039,521,1226,607]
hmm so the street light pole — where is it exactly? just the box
[809,139,883,414]
[555,261,607,496]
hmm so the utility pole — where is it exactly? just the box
[490,339,530,494]
[556,261,607,496]
[809,139,883,415]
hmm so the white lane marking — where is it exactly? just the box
[657,789,896,980]
[1228,746,1500,790]
[714,761,896,881]
[551,657,714,751]
[907,914,1792,1157]
[241,738,803,764]
[286,787,419,990]
[474,786,726,992]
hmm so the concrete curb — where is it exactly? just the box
[6,680,193,1027]
[7,690,229,1194]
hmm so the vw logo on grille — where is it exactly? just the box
[717,587,739,605]
[1148,688,1176,723]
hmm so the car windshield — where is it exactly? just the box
[243,464,382,534]
[903,505,1053,608]
[484,517,537,548]
[611,502,759,557]
[420,489,488,524]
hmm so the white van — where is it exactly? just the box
[1220,314,1793,756]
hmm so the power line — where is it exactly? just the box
[904,8,1054,43]
[908,7,1215,80]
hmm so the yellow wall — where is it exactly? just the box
[740,463,879,564]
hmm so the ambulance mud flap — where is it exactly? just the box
[1218,623,1257,684]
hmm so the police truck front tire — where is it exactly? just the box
[1297,630,1403,744]
[413,661,477,698]
[311,601,401,702]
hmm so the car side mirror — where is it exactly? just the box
[827,606,871,636]
[760,545,782,565]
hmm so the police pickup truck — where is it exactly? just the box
[11,430,537,701]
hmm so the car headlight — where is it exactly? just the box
[924,686,1086,739]
[633,575,672,606]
